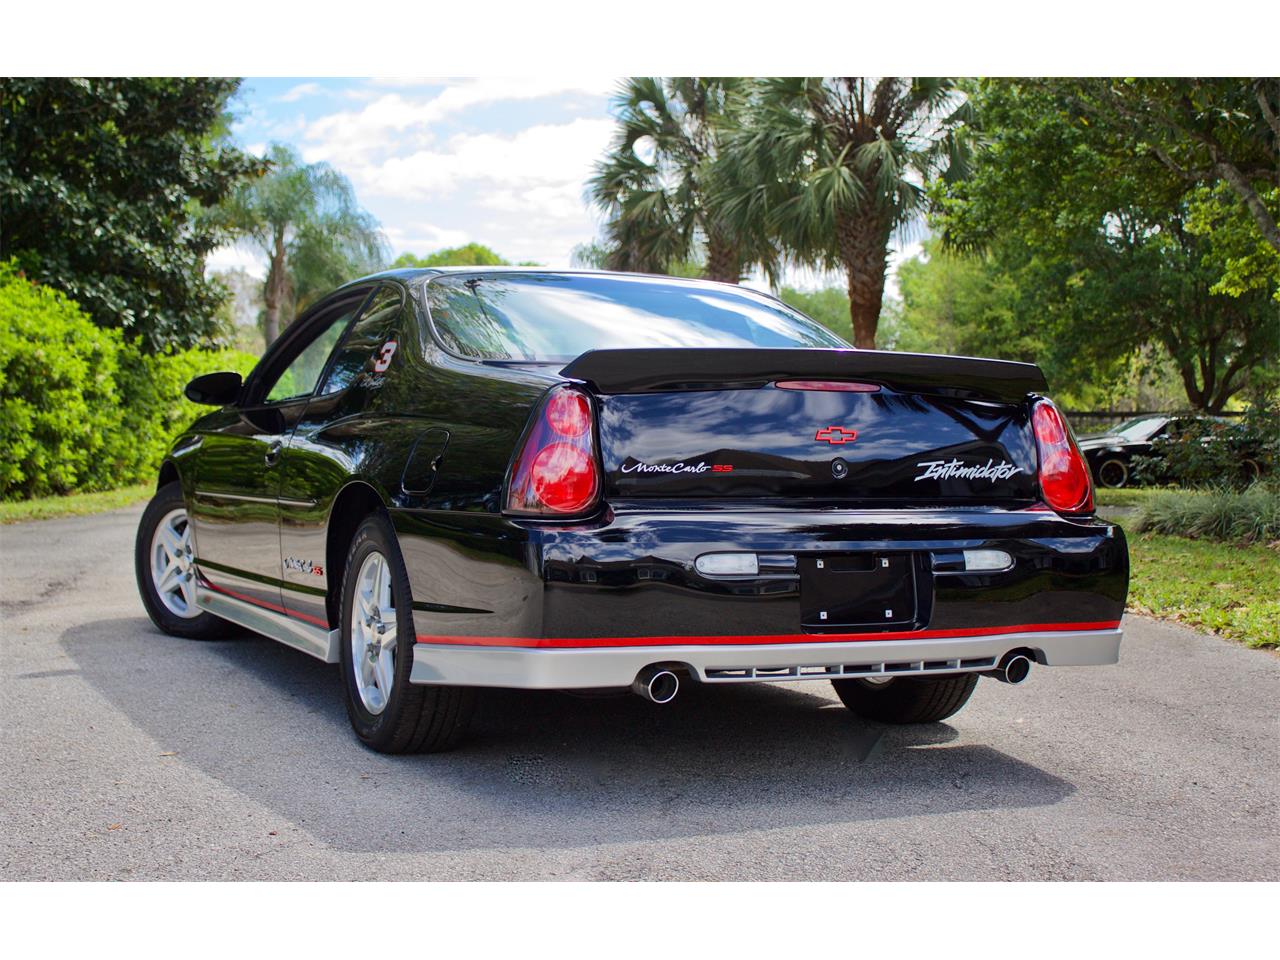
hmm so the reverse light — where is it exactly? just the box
[963,549,1013,572]
[695,553,760,577]
[1031,399,1094,514]
[506,385,601,516]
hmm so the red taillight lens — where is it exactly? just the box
[506,386,601,516]
[1031,399,1093,514]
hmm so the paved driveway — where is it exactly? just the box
[1,505,1276,880]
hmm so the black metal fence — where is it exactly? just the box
[1064,410,1243,432]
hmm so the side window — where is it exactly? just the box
[318,285,405,395]
[262,296,367,404]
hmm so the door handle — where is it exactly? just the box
[264,440,283,466]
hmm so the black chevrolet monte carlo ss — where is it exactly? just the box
[135,268,1129,753]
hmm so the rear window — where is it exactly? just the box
[421,273,848,362]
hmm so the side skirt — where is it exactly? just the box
[195,585,340,664]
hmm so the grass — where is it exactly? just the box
[1126,533,1279,649]
[1096,487,1167,510]
[0,484,152,524]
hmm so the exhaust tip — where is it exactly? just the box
[989,652,1032,685]
[633,667,680,704]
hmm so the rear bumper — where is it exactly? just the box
[410,625,1122,688]
[395,503,1129,689]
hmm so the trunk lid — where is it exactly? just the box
[565,349,1044,504]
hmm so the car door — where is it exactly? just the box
[188,287,374,614]
[277,283,408,625]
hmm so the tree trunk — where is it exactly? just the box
[837,211,891,349]
[262,233,289,345]
[703,232,742,284]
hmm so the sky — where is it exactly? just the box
[211,76,919,295]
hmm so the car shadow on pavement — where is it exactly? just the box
[63,618,1076,854]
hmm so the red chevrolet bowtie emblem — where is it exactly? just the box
[814,426,858,444]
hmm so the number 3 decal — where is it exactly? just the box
[372,340,398,373]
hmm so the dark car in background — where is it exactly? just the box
[135,268,1128,753]
[1079,414,1262,488]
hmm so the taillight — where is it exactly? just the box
[506,385,601,516]
[1031,399,1093,514]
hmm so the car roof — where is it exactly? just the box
[336,266,789,303]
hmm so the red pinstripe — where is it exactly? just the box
[414,620,1122,649]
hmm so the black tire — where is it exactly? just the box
[134,481,229,640]
[831,674,978,724]
[1096,457,1129,489]
[340,512,476,754]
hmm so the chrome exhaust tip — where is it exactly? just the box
[987,653,1033,685]
[632,667,680,704]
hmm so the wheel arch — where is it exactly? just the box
[325,480,390,626]
[156,459,180,491]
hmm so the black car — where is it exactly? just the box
[1078,414,1261,488]
[135,269,1128,753]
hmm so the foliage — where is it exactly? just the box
[0,261,125,497]
[713,77,974,347]
[936,79,1278,412]
[0,78,262,350]
[111,345,258,488]
[0,263,257,500]
[1126,533,1279,649]
[221,143,387,344]
[392,244,510,268]
[589,77,777,285]
[1132,484,1280,545]
[778,287,853,342]
[0,484,151,525]
[1055,78,1279,255]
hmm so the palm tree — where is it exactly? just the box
[714,78,974,347]
[224,144,388,344]
[588,77,777,284]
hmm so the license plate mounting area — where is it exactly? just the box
[799,552,918,630]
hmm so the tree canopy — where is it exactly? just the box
[222,143,387,344]
[713,77,974,347]
[391,244,511,268]
[589,77,777,284]
[934,79,1278,412]
[0,78,261,350]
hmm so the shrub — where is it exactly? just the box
[0,262,125,498]
[1133,404,1277,488]
[110,346,258,486]
[1132,484,1280,544]
[1,261,260,500]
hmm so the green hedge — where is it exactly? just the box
[0,261,258,500]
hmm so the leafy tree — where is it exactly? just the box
[937,80,1277,413]
[0,78,261,349]
[778,286,853,342]
[1057,78,1280,254]
[392,243,510,268]
[223,144,387,344]
[714,78,974,347]
[589,77,777,284]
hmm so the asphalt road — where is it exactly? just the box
[2,504,1276,880]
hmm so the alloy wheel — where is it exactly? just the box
[351,550,397,715]
[150,508,199,618]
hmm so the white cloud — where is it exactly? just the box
[349,118,615,199]
[277,82,321,103]
[382,222,470,253]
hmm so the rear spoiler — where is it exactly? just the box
[560,348,1047,403]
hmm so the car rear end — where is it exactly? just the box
[408,279,1128,698]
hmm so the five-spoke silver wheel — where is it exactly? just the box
[351,550,397,715]
[150,508,198,618]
